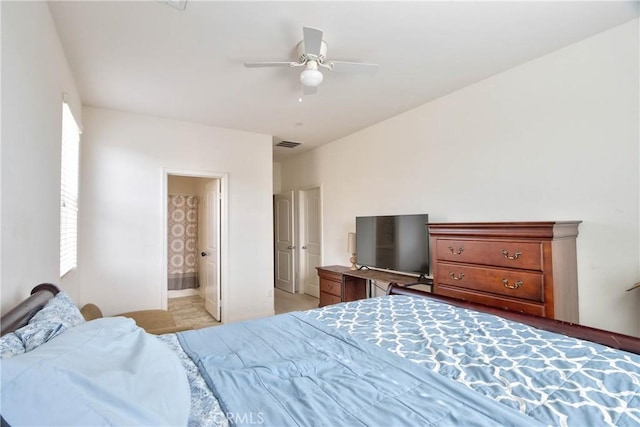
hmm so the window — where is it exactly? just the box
[60,102,80,277]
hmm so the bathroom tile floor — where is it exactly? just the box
[168,295,220,330]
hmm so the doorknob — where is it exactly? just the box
[302,246,308,249]
[201,251,208,257]
[287,245,296,250]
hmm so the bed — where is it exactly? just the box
[1,283,639,427]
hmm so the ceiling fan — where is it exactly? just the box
[244,26,379,95]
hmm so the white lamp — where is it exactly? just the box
[300,61,323,87]
[347,232,357,270]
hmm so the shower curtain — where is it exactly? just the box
[168,194,199,290]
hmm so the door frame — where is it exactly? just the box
[161,168,228,322]
[297,184,323,296]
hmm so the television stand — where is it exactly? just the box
[316,265,433,307]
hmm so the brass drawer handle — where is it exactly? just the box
[448,247,464,255]
[449,272,465,281]
[502,279,523,289]
[501,250,522,260]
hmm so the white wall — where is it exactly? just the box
[67,107,274,323]
[281,20,640,336]
[273,162,282,195]
[1,1,83,312]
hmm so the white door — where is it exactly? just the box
[300,188,321,298]
[274,191,295,293]
[202,180,221,320]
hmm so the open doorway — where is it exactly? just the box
[162,170,226,323]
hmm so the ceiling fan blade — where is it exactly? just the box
[303,26,323,58]
[302,85,317,95]
[329,61,379,74]
[244,62,295,68]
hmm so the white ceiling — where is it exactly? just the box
[48,1,639,162]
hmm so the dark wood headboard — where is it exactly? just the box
[387,283,640,355]
[0,283,60,336]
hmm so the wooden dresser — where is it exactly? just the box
[316,266,367,307]
[316,265,432,307]
[429,221,581,322]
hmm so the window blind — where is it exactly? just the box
[60,103,80,277]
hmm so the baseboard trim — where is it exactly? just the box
[305,284,319,298]
[227,309,276,324]
[168,288,200,299]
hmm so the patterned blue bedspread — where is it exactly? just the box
[304,296,640,427]
[165,295,640,427]
[178,309,540,427]
[158,333,227,427]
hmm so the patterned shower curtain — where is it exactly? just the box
[168,194,199,290]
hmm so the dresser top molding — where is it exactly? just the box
[428,221,582,239]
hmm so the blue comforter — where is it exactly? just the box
[2,318,190,426]
[310,296,640,427]
[178,311,541,427]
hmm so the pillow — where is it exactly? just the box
[0,333,25,359]
[1,317,191,426]
[13,291,85,352]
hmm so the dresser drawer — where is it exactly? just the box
[435,239,542,271]
[436,285,546,317]
[435,262,543,302]
[317,268,344,281]
[320,278,342,297]
[319,292,342,307]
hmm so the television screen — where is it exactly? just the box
[355,214,429,275]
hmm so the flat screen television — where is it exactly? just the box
[355,214,429,276]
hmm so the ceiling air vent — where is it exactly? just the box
[159,0,187,10]
[276,141,302,149]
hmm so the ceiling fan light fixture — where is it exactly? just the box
[244,27,379,94]
[300,68,323,87]
[300,62,323,87]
